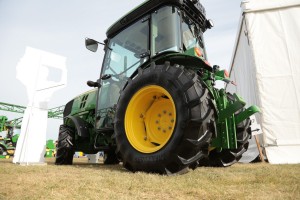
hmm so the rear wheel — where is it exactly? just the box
[55,125,75,165]
[114,62,215,174]
[200,93,251,167]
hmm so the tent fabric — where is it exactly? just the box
[242,0,300,13]
[227,0,300,164]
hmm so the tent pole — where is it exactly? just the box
[254,135,265,162]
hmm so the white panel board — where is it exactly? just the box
[13,47,67,165]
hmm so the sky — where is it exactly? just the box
[0,0,242,140]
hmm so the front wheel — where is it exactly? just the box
[114,62,215,174]
[55,125,75,165]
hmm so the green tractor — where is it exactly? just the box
[45,139,57,158]
[0,116,20,158]
[55,0,260,174]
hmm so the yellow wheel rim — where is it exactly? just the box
[125,85,176,153]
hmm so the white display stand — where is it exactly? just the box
[87,154,100,164]
[13,47,67,165]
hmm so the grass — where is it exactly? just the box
[0,158,299,200]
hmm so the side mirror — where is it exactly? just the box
[87,80,101,88]
[85,38,99,52]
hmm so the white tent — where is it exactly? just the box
[227,0,300,164]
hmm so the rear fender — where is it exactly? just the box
[154,52,212,72]
[65,116,90,138]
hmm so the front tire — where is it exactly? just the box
[55,125,75,165]
[114,62,215,174]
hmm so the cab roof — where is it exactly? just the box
[106,0,207,38]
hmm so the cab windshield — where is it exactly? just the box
[96,16,149,128]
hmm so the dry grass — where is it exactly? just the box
[0,158,299,200]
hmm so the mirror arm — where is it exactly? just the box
[98,41,112,51]
[87,79,101,88]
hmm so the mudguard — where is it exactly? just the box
[65,116,90,138]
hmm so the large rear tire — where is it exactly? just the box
[55,125,75,165]
[199,93,251,167]
[114,62,215,174]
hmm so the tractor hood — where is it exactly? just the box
[63,89,97,118]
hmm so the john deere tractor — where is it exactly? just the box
[55,0,260,174]
[0,116,19,157]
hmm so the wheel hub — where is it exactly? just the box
[125,85,176,153]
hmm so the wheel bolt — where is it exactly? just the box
[171,119,174,123]
[163,130,166,133]
[163,110,166,114]
[156,120,159,124]
[158,114,161,117]
[169,126,172,130]
[158,127,161,130]
[169,113,172,116]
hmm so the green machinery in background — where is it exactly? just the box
[45,140,56,158]
[0,102,64,122]
[0,116,7,132]
[0,102,64,158]
[0,116,20,158]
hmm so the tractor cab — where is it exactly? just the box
[86,0,213,129]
